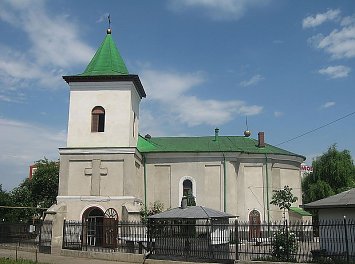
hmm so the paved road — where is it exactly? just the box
[0,248,132,264]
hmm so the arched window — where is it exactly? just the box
[183,179,193,197]
[179,176,197,207]
[91,106,105,132]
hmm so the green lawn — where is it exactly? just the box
[0,258,47,264]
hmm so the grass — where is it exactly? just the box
[0,258,46,264]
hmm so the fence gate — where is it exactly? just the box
[39,221,53,254]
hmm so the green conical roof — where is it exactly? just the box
[79,31,129,76]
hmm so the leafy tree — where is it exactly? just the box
[8,179,36,222]
[0,184,11,221]
[140,201,164,224]
[29,158,59,209]
[270,185,298,221]
[2,158,59,222]
[302,145,355,204]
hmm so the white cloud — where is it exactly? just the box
[140,68,262,129]
[141,70,204,101]
[0,0,94,93]
[177,96,262,126]
[0,118,66,190]
[318,65,351,79]
[96,13,110,23]
[274,111,284,118]
[168,0,269,21]
[316,26,355,59]
[240,74,264,87]
[321,101,336,109]
[306,10,355,59]
[302,9,340,28]
[341,16,355,26]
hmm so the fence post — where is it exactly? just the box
[147,220,152,252]
[285,219,289,262]
[62,219,66,249]
[39,221,42,250]
[343,216,349,264]
[235,220,239,261]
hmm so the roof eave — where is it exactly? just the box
[62,74,146,98]
[303,204,355,209]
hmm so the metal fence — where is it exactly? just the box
[148,219,236,263]
[63,220,148,254]
[62,219,355,263]
[237,218,355,263]
[0,221,52,253]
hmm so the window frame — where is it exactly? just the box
[91,106,105,133]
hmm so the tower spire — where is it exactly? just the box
[107,14,111,34]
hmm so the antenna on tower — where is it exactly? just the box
[244,116,251,137]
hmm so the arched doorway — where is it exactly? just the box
[249,209,261,240]
[82,207,104,247]
[103,208,119,248]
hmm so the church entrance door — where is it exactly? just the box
[103,208,119,248]
[82,207,104,247]
[249,210,261,240]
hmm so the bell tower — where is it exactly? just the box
[57,27,146,222]
[63,28,145,148]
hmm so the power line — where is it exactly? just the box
[0,205,49,210]
[276,110,355,146]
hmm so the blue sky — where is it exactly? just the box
[1,0,355,191]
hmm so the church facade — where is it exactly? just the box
[53,28,305,237]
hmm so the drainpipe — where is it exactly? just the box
[143,154,147,212]
[223,154,227,212]
[264,154,270,223]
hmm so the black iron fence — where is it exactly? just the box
[62,219,355,263]
[0,221,52,253]
[63,220,148,254]
[148,219,235,263]
[236,219,355,263]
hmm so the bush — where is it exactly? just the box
[271,229,298,261]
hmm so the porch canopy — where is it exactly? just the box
[147,206,235,220]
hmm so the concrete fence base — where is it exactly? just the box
[61,249,144,263]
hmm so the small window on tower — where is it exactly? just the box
[91,106,105,132]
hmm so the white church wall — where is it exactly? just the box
[100,160,124,196]
[129,86,140,146]
[280,168,302,205]
[204,165,222,211]
[66,81,139,148]
[67,161,92,196]
[226,161,238,216]
[58,149,143,221]
[153,165,171,208]
[244,165,264,222]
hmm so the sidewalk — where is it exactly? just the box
[0,248,131,264]
[0,247,224,264]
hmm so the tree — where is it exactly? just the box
[0,184,11,221]
[3,158,59,222]
[8,179,36,222]
[29,158,59,209]
[140,201,164,224]
[270,185,298,221]
[302,145,355,204]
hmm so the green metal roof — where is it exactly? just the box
[289,207,312,216]
[79,31,128,76]
[137,135,305,159]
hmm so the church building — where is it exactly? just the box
[52,27,305,239]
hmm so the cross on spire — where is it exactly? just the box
[107,14,112,34]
